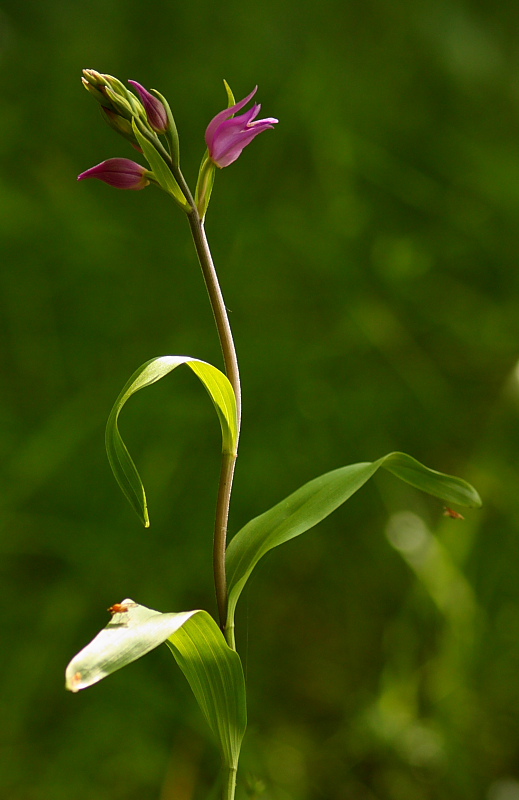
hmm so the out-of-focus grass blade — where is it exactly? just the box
[226,452,481,626]
[66,601,246,770]
[105,355,238,526]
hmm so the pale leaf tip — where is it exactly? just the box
[66,670,85,693]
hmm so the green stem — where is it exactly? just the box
[186,211,242,425]
[212,452,237,634]
[222,766,237,800]
[173,166,241,638]
[169,162,240,800]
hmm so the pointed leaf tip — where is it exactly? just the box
[378,452,482,508]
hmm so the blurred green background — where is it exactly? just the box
[2,0,519,798]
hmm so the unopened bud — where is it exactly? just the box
[82,69,110,89]
[77,158,151,190]
[81,69,144,120]
[128,81,168,134]
[103,87,136,120]
[81,73,115,111]
[100,108,140,147]
[104,75,144,117]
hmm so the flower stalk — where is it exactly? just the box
[77,71,275,654]
[185,201,241,637]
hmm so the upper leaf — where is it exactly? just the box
[226,452,481,627]
[66,601,246,770]
[106,356,239,526]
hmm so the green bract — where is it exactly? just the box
[132,120,190,210]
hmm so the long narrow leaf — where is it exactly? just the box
[66,601,246,769]
[226,451,481,626]
[106,355,238,526]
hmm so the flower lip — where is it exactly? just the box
[205,87,278,168]
[77,158,150,190]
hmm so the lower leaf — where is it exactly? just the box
[66,601,246,769]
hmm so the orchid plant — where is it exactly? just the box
[66,71,481,800]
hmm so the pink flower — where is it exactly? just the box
[128,80,168,133]
[205,87,278,168]
[77,158,150,190]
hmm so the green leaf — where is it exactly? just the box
[377,451,481,507]
[165,614,246,770]
[65,600,246,770]
[106,355,239,526]
[132,120,190,210]
[226,452,481,626]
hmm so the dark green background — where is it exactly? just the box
[2,0,519,798]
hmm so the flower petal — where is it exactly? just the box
[205,87,258,151]
[210,116,278,167]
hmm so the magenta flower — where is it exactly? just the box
[128,80,168,133]
[205,87,278,168]
[77,158,150,190]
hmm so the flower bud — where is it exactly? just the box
[128,80,168,134]
[82,69,110,90]
[100,108,139,145]
[82,71,115,111]
[104,75,144,117]
[81,70,145,120]
[77,158,151,190]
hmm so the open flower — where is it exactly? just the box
[205,87,278,168]
[128,80,168,134]
[77,158,150,190]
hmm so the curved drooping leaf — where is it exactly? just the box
[66,600,246,770]
[226,451,481,626]
[106,356,239,526]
